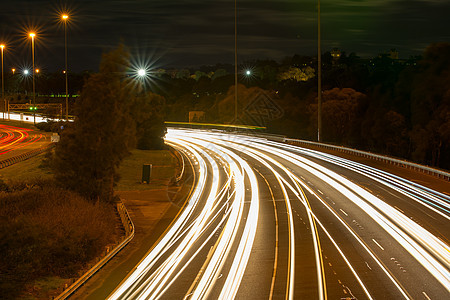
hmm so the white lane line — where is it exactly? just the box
[339,209,348,216]
[422,291,431,300]
[372,239,385,251]
[317,189,324,195]
[365,261,372,270]
[394,206,404,213]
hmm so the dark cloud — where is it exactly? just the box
[0,0,448,72]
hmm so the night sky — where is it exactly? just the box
[0,0,449,72]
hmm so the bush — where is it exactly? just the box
[36,121,71,133]
[0,182,118,298]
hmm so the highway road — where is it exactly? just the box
[108,128,449,300]
[0,123,49,160]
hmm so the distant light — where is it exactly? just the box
[12,68,15,74]
[0,44,4,50]
[62,14,69,20]
[29,32,36,38]
[138,69,146,76]
[24,69,29,75]
[245,70,251,76]
[62,70,66,74]
[35,69,40,73]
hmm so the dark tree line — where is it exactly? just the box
[155,43,450,170]
[51,45,166,202]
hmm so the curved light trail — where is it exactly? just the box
[108,128,450,300]
[0,124,44,156]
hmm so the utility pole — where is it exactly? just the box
[317,0,322,142]
[234,0,238,123]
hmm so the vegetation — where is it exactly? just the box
[0,179,118,299]
[151,43,450,170]
[51,45,166,202]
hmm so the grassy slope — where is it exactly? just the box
[0,146,177,299]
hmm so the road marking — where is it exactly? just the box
[365,261,372,270]
[340,209,348,216]
[372,239,384,251]
[422,292,431,300]
[255,170,279,300]
[394,206,404,213]
[318,189,324,195]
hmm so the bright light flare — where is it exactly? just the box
[137,69,146,77]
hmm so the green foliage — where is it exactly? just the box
[35,120,71,133]
[0,182,117,298]
[132,92,167,150]
[52,45,136,202]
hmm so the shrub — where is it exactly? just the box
[0,183,118,298]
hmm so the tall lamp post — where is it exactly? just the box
[62,14,69,121]
[317,0,322,142]
[234,0,238,123]
[29,32,36,125]
[1,44,4,119]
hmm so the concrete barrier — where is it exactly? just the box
[0,143,55,169]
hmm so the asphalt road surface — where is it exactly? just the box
[0,123,50,160]
[108,128,449,300]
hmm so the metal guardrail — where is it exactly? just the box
[55,200,135,299]
[285,138,450,181]
[0,143,55,169]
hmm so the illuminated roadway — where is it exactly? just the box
[0,124,49,160]
[109,128,449,300]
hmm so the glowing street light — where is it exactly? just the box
[137,69,146,77]
[12,68,15,75]
[245,70,251,76]
[29,32,36,124]
[1,44,4,119]
[62,13,69,121]
[23,69,30,75]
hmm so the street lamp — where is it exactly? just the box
[1,44,4,119]
[317,0,322,142]
[62,14,69,121]
[29,32,36,125]
[234,0,238,124]
[138,69,146,77]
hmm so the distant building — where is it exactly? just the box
[389,49,399,60]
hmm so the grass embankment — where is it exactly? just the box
[0,147,178,299]
[0,180,118,299]
[116,149,179,191]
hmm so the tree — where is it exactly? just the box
[133,92,166,150]
[408,43,450,167]
[310,88,366,144]
[52,45,136,202]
